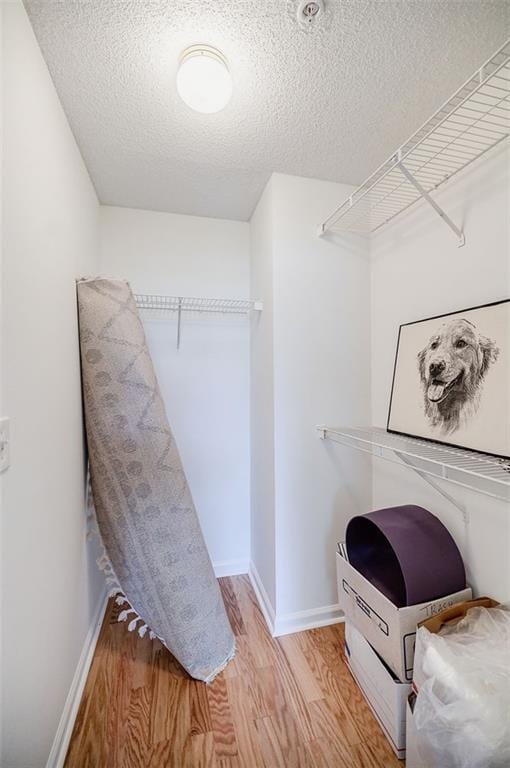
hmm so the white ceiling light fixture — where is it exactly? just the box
[177,45,232,114]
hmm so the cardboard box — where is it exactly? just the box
[345,621,410,759]
[405,694,428,768]
[336,547,472,682]
[412,597,498,693]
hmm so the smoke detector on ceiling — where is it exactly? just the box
[291,0,329,32]
[298,1,322,22]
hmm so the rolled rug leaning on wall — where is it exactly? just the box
[76,277,235,682]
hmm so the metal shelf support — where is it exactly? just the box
[176,297,183,350]
[397,451,468,523]
[396,157,465,247]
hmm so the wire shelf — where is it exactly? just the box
[135,294,263,315]
[317,425,510,503]
[134,293,263,349]
[320,39,510,239]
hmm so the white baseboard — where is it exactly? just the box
[248,561,344,637]
[273,603,344,637]
[213,559,249,578]
[248,561,276,635]
[46,586,109,768]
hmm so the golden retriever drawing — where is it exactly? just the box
[418,318,499,434]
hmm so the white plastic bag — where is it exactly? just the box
[413,605,510,768]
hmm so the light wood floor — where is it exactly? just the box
[65,575,402,767]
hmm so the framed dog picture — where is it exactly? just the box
[387,299,510,459]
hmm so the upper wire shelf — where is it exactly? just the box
[134,293,263,349]
[135,294,263,314]
[320,39,510,243]
[317,425,510,503]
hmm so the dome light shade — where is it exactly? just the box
[177,45,232,114]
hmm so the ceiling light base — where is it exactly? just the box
[179,44,228,70]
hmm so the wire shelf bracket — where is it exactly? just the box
[396,155,465,247]
[319,39,510,245]
[134,293,263,350]
[317,425,510,505]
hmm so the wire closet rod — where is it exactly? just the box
[135,293,263,313]
[134,293,263,349]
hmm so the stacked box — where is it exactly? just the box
[344,622,410,758]
[336,545,472,759]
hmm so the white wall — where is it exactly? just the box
[250,179,276,609]
[250,173,372,631]
[371,143,510,601]
[0,5,4,758]
[2,2,104,767]
[272,174,372,623]
[100,206,251,573]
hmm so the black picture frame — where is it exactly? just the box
[387,298,510,460]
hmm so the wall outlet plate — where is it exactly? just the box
[0,417,10,473]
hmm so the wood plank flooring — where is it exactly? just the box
[65,575,402,767]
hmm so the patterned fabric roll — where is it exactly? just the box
[77,277,234,681]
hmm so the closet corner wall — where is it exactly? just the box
[99,205,252,576]
[250,173,372,634]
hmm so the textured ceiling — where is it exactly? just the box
[25,0,509,221]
